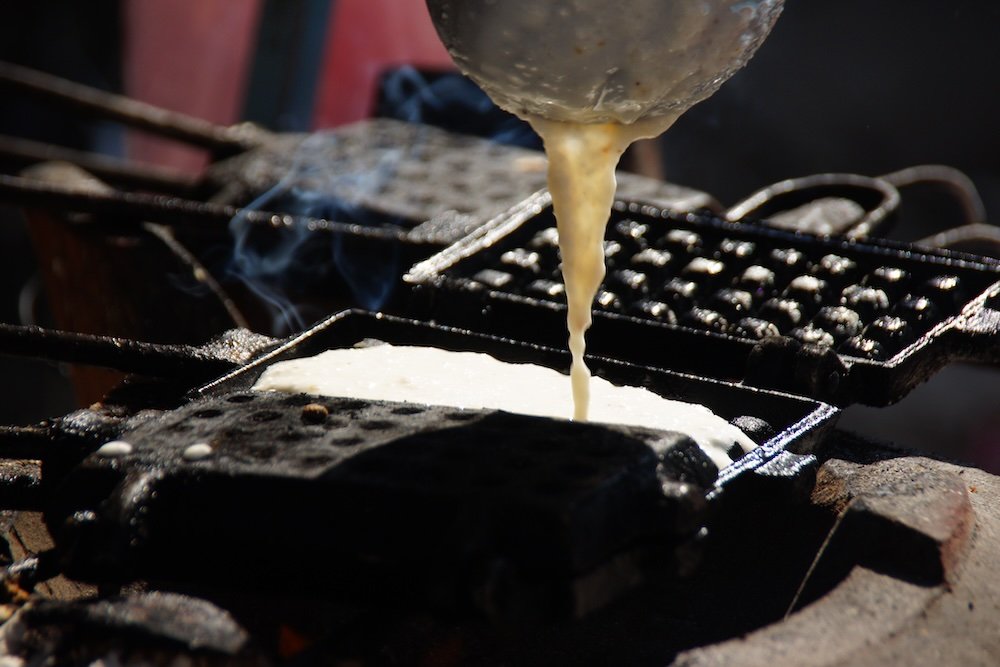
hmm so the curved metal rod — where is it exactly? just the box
[887,165,996,255]
[0,133,199,194]
[880,164,988,226]
[141,223,250,329]
[914,223,1000,255]
[725,173,901,240]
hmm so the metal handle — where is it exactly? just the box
[0,60,268,155]
[0,133,199,194]
[0,323,239,379]
[726,173,901,239]
[0,173,423,244]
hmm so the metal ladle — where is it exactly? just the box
[425,0,784,125]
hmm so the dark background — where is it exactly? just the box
[0,2,121,423]
[664,1,1000,241]
[663,3,1000,471]
[1,1,998,468]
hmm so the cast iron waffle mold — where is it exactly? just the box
[46,311,836,618]
[406,191,1000,406]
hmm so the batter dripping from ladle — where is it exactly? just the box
[425,0,784,421]
[528,115,678,419]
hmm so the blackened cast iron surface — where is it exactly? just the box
[405,191,1000,406]
[51,391,709,619]
[0,322,273,381]
[204,119,715,244]
[44,311,835,616]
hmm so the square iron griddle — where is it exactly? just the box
[406,191,1000,406]
[47,311,836,620]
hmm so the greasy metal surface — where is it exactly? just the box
[205,119,716,244]
[7,435,1000,665]
[424,0,782,125]
[0,408,131,500]
[51,391,709,617]
[0,323,264,380]
[0,309,834,512]
[407,193,1000,405]
[0,461,43,508]
[724,173,901,239]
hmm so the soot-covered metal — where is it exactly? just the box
[0,227,994,664]
[52,392,711,621]
[29,311,835,623]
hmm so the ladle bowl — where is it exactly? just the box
[425,0,784,124]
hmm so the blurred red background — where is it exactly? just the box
[123,0,450,172]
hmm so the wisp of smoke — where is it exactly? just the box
[227,132,403,336]
[227,67,540,336]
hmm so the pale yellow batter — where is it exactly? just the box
[253,344,754,469]
[526,115,678,420]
